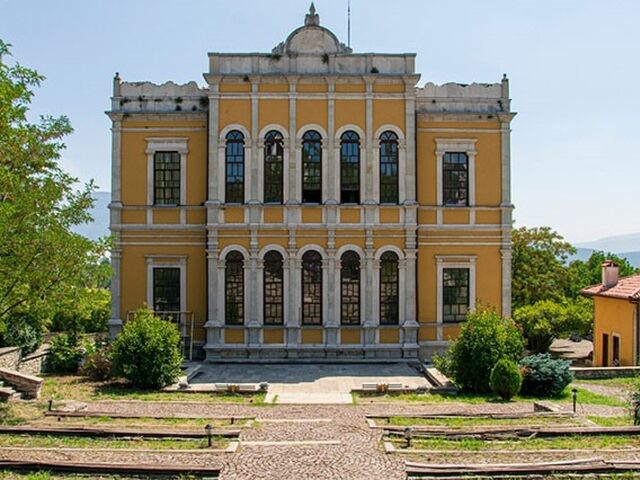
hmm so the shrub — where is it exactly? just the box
[437,308,524,393]
[520,353,573,397]
[1,313,42,354]
[513,299,593,353]
[47,334,95,374]
[490,359,522,400]
[112,309,182,389]
[79,343,114,380]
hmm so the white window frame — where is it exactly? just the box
[218,125,252,206]
[258,245,289,330]
[374,125,406,205]
[435,138,477,224]
[218,245,251,331]
[436,255,476,341]
[297,124,329,205]
[258,125,290,204]
[146,137,189,224]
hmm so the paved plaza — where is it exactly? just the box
[191,362,432,404]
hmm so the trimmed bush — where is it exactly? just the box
[520,353,573,397]
[79,343,114,380]
[435,308,524,393]
[112,309,182,389]
[47,334,95,374]
[490,359,522,400]
[1,312,42,354]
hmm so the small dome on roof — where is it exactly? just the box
[272,3,352,56]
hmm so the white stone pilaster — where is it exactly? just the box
[108,248,122,339]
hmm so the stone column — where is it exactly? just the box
[404,82,417,205]
[402,249,419,359]
[108,248,122,339]
[286,255,301,358]
[501,248,513,318]
[363,246,377,358]
[325,245,339,355]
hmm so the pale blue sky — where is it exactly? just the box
[1,0,638,243]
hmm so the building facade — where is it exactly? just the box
[107,5,515,362]
[582,262,640,366]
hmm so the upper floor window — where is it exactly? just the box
[225,131,245,204]
[443,152,468,206]
[263,250,284,325]
[154,151,180,205]
[302,130,322,204]
[443,268,469,323]
[379,131,399,204]
[225,251,245,325]
[153,267,180,313]
[340,131,360,204]
[379,251,399,325]
[264,131,284,204]
[301,250,322,325]
[340,251,360,325]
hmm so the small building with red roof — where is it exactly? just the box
[581,261,640,366]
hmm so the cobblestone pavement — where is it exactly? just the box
[2,399,628,479]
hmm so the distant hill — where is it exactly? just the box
[72,191,110,240]
[573,232,640,268]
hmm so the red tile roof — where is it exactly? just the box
[581,273,640,301]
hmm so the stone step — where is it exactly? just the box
[0,386,21,402]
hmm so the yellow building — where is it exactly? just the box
[582,261,640,366]
[107,5,515,362]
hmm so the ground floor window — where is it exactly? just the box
[302,251,322,325]
[443,268,469,323]
[380,252,399,325]
[340,251,360,325]
[153,267,180,313]
[225,251,245,325]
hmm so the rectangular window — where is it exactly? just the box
[153,268,181,313]
[154,151,181,205]
[442,268,469,323]
[443,152,468,206]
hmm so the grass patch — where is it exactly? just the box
[0,433,227,450]
[41,375,266,404]
[355,386,626,407]
[394,434,640,451]
[580,378,639,389]
[587,415,633,427]
[0,402,46,426]
[386,415,579,428]
[34,415,242,429]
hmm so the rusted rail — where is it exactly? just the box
[0,459,220,476]
[0,424,239,439]
[46,410,252,423]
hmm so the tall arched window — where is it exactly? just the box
[340,251,361,325]
[379,131,399,204]
[340,131,360,204]
[302,130,322,204]
[225,130,245,203]
[225,251,244,325]
[264,131,284,204]
[263,251,284,325]
[301,251,322,325]
[380,251,399,325]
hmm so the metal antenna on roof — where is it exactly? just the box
[347,0,352,48]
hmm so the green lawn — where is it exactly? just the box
[0,433,227,450]
[587,415,634,427]
[42,375,266,404]
[394,434,640,451]
[386,415,579,428]
[354,386,627,407]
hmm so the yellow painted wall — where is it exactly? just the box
[593,297,637,366]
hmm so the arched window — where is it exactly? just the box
[379,131,399,204]
[263,251,284,325]
[340,251,361,325]
[380,251,399,325]
[340,131,360,204]
[302,130,322,204]
[264,131,284,204]
[301,251,322,325]
[225,251,244,325]
[225,130,245,203]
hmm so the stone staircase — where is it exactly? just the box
[0,368,42,400]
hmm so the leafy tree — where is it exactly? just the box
[567,251,639,298]
[0,40,109,335]
[435,308,524,393]
[512,227,576,309]
[513,298,593,353]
